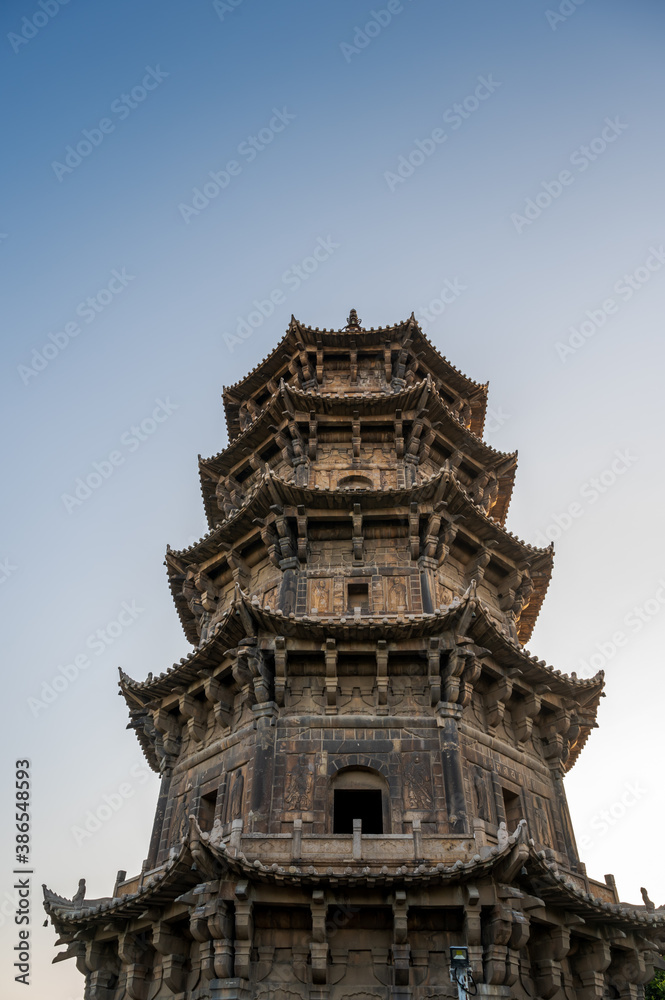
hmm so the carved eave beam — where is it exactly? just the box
[316,338,324,384]
[324,638,338,714]
[281,403,309,482]
[285,352,304,389]
[179,693,208,744]
[438,516,461,566]
[270,504,296,564]
[308,410,317,460]
[468,541,499,586]
[376,639,389,712]
[352,410,361,458]
[296,504,308,563]
[274,636,287,705]
[404,404,430,483]
[420,502,446,563]
[512,691,542,744]
[384,341,392,384]
[295,340,317,391]
[351,503,363,563]
[394,409,404,459]
[427,637,441,705]
[203,674,233,729]
[391,336,413,389]
[442,644,485,707]
[486,674,514,730]
[392,890,410,985]
[255,516,281,568]
[409,502,420,560]
[153,920,189,993]
[539,707,573,769]
[268,422,294,467]
[226,549,250,592]
[233,881,253,981]
[310,889,328,984]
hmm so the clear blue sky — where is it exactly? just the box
[2,1,665,995]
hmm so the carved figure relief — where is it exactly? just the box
[283,754,314,811]
[309,577,332,614]
[223,768,244,823]
[403,753,434,809]
[530,794,553,847]
[262,584,279,610]
[386,576,408,613]
[472,767,493,823]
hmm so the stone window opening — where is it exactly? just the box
[347,582,370,614]
[198,789,218,833]
[333,789,383,834]
[331,767,389,834]
[501,786,523,831]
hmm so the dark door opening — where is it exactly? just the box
[333,788,383,833]
[198,790,218,833]
[347,582,370,612]
[501,787,523,830]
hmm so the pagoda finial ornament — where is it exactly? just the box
[44,309,665,999]
[344,307,361,329]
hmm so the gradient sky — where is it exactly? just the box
[2,1,665,996]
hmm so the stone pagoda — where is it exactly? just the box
[46,311,664,1000]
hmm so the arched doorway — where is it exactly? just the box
[331,767,389,834]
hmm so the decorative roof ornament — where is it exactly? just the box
[344,308,361,330]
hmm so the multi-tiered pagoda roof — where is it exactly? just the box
[45,311,663,1000]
